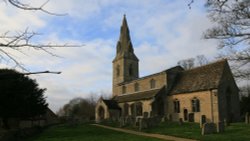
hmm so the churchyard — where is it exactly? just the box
[24,124,166,141]
[143,122,250,141]
[21,121,250,141]
[101,120,250,141]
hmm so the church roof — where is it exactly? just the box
[103,100,121,110]
[170,59,227,95]
[114,87,165,103]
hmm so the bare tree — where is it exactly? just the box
[57,96,97,121]
[5,0,65,15]
[0,0,81,70]
[239,84,250,115]
[203,0,250,79]
[196,55,209,66]
[177,55,209,70]
[177,58,195,70]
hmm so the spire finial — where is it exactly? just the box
[122,14,127,27]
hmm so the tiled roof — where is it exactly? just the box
[114,87,165,103]
[103,100,120,110]
[170,59,227,95]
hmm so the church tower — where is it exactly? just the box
[112,15,139,90]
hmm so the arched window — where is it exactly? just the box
[173,99,180,113]
[191,97,200,112]
[134,83,140,92]
[130,103,135,117]
[124,103,129,116]
[136,102,143,116]
[129,64,133,76]
[150,79,156,89]
[116,65,120,77]
[98,106,105,120]
[122,86,126,94]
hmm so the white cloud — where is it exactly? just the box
[0,0,223,112]
[0,2,45,32]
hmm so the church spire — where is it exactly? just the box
[112,15,139,87]
[114,15,138,61]
[119,14,131,43]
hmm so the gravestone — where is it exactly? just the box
[188,113,194,122]
[201,123,216,135]
[161,116,166,122]
[126,116,132,125]
[179,118,183,125]
[143,112,149,118]
[200,115,206,128]
[139,118,148,131]
[224,118,230,126]
[168,114,172,121]
[216,121,225,133]
[245,112,249,124]
[119,117,125,127]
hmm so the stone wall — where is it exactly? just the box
[166,90,219,123]
[217,66,240,122]
[113,72,166,96]
[95,100,110,122]
[119,99,153,117]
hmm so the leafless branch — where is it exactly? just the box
[23,71,61,75]
[204,0,250,79]
[7,0,67,16]
[0,28,84,70]
[0,0,83,70]
[188,0,194,9]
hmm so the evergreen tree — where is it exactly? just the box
[0,69,48,129]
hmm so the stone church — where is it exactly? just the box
[95,16,240,124]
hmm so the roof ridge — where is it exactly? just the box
[118,66,183,85]
[117,87,161,97]
[183,59,227,72]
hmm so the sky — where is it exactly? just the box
[0,0,220,112]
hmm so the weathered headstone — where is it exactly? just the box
[126,116,132,125]
[161,116,166,122]
[168,114,172,121]
[139,118,148,131]
[216,121,225,133]
[143,112,149,118]
[119,117,125,127]
[224,118,230,126]
[188,113,194,122]
[179,118,183,125]
[202,123,216,135]
[245,112,249,124]
[200,115,206,128]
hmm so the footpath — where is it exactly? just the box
[92,124,197,141]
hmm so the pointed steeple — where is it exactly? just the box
[119,15,131,43]
[114,15,138,61]
[112,15,139,87]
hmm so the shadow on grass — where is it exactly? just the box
[100,121,250,141]
[25,124,167,141]
[143,122,250,141]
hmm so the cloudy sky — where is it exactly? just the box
[0,0,220,112]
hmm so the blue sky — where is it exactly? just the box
[0,0,220,112]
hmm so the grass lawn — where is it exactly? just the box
[143,122,250,141]
[25,124,167,141]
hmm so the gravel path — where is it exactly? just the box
[92,124,197,141]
